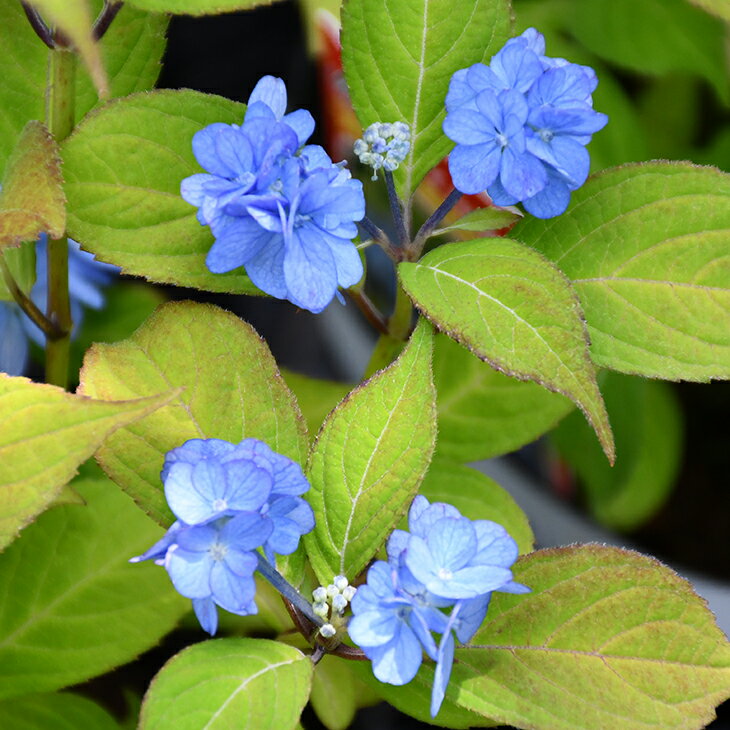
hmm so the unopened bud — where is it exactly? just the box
[313,601,329,618]
[312,586,327,603]
[333,575,349,591]
[332,594,347,613]
[319,623,337,638]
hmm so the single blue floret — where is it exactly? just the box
[132,437,315,633]
[350,495,529,717]
[181,76,365,314]
[443,28,607,218]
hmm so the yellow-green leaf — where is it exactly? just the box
[0,121,64,249]
[0,374,174,550]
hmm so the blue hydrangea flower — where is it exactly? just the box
[443,28,607,218]
[132,437,315,633]
[350,496,528,717]
[0,235,118,375]
[181,76,365,314]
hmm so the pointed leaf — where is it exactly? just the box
[0,692,120,730]
[27,0,108,97]
[0,244,36,302]
[305,319,436,583]
[62,90,260,294]
[0,121,64,249]
[419,459,534,554]
[0,1,168,175]
[551,372,683,530]
[688,0,730,21]
[434,333,573,461]
[448,545,730,730]
[139,638,312,730]
[78,301,308,525]
[0,476,189,700]
[435,206,521,235]
[515,162,730,381]
[341,0,511,198]
[399,238,614,461]
[0,373,174,550]
[124,0,278,12]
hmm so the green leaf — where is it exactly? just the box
[0,692,120,729]
[349,660,494,729]
[0,121,65,249]
[0,373,174,550]
[0,0,169,176]
[310,655,379,730]
[124,0,277,12]
[551,372,683,530]
[514,162,730,381]
[433,333,573,460]
[70,282,166,377]
[62,90,261,294]
[568,0,729,104]
[450,545,730,730]
[687,0,730,21]
[305,319,436,583]
[435,206,522,235]
[419,459,534,554]
[0,243,35,301]
[399,238,614,461]
[139,638,312,730]
[280,369,350,439]
[27,0,109,97]
[341,0,511,199]
[78,300,308,526]
[0,476,189,700]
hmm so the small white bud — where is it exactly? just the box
[332,594,347,613]
[342,585,357,602]
[313,601,329,618]
[319,623,337,638]
[333,575,349,591]
[326,584,339,598]
[312,586,327,603]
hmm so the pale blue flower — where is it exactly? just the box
[443,28,607,218]
[181,76,364,313]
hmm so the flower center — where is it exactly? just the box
[495,132,509,149]
[212,498,228,512]
[537,128,554,143]
[209,542,228,562]
[437,568,453,581]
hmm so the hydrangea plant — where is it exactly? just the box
[0,2,728,730]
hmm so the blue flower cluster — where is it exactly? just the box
[0,235,118,375]
[443,28,607,218]
[131,437,315,635]
[348,496,528,717]
[181,76,365,314]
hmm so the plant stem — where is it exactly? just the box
[0,255,62,339]
[347,288,389,335]
[44,48,76,389]
[21,2,54,48]
[93,1,124,41]
[256,554,324,627]
[384,170,409,247]
[358,216,401,262]
[411,187,463,254]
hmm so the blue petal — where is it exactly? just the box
[214,126,254,177]
[471,520,519,567]
[348,609,400,648]
[223,546,258,577]
[165,462,218,524]
[230,438,310,497]
[431,624,456,717]
[453,595,491,643]
[243,231,288,299]
[499,147,547,200]
[409,498,462,537]
[192,123,237,177]
[368,625,423,685]
[522,168,572,218]
[425,518,478,572]
[206,218,279,274]
[192,597,218,635]
[181,173,215,207]
[221,511,274,552]
[129,521,182,563]
[222,459,272,511]
[247,75,287,118]
[284,109,315,146]
[162,438,236,482]
[0,303,29,376]
[210,561,257,612]
[386,529,410,565]
[175,523,218,552]
[165,545,212,598]
[282,224,338,313]
[448,142,501,195]
[443,107,496,146]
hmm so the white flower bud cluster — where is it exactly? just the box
[312,574,357,639]
[353,122,411,180]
